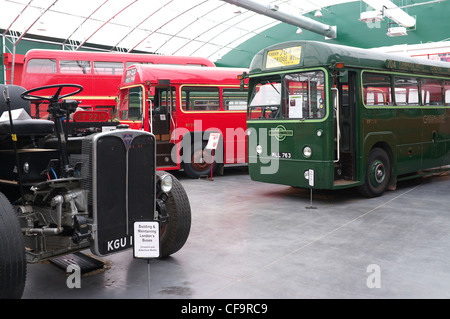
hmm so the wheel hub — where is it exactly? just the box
[371,160,385,184]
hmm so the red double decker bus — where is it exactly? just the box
[20,49,215,118]
[116,64,248,177]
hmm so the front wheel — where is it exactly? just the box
[158,172,191,257]
[0,192,27,299]
[359,148,391,198]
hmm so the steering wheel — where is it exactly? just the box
[20,84,83,103]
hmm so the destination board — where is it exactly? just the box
[266,46,302,68]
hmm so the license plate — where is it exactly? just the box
[271,152,292,159]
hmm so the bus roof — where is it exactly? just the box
[24,49,215,67]
[120,64,248,87]
[249,40,450,76]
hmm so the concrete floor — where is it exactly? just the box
[22,167,450,299]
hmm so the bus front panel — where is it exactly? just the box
[247,121,335,189]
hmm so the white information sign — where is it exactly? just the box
[205,132,220,150]
[133,221,160,259]
[308,169,314,187]
[288,95,303,118]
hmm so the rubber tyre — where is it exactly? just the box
[184,142,216,179]
[0,192,26,299]
[359,148,391,198]
[158,172,191,257]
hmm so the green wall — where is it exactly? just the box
[216,1,450,68]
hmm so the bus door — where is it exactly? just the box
[150,86,177,167]
[335,70,357,182]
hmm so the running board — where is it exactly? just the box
[50,252,104,274]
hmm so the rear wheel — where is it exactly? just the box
[0,192,27,299]
[359,148,391,197]
[158,172,191,257]
[184,142,216,179]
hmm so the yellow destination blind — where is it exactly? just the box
[266,46,302,68]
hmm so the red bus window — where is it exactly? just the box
[223,88,248,111]
[182,87,220,111]
[26,58,56,73]
[119,92,129,120]
[125,68,137,83]
[94,61,124,75]
[153,87,176,113]
[60,60,91,74]
[118,87,142,120]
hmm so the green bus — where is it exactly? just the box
[245,41,450,197]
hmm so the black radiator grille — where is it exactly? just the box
[81,130,156,256]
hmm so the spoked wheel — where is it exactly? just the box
[0,192,27,299]
[359,148,391,197]
[158,172,191,257]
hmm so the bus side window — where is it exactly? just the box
[94,61,124,75]
[26,58,57,73]
[445,82,450,106]
[421,78,443,106]
[182,87,219,111]
[362,73,392,106]
[128,87,143,120]
[118,87,142,120]
[394,76,419,106]
[119,91,129,120]
[223,88,248,110]
[60,60,91,74]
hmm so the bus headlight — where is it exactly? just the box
[160,174,173,193]
[303,146,312,158]
[256,144,263,155]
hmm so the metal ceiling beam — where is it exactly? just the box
[362,0,416,27]
[155,0,213,53]
[127,0,208,53]
[2,0,59,84]
[171,2,233,55]
[2,0,33,38]
[74,0,138,51]
[62,0,110,50]
[220,0,337,39]
[111,0,174,52]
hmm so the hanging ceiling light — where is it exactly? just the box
[386,26,408,36]
[314,10,322,17]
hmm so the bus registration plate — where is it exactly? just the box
[271,152,292,159]
[73,110,110,122]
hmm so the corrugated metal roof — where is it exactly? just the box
[0,0,354,62]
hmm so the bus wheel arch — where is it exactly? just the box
[359,144,394,197]
[181,131,221,179]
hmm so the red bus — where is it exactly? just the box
[116,64,248,177]
[20,49,215,118]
